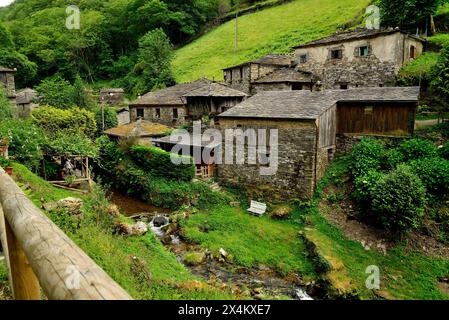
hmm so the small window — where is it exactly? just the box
[155,108,161,119]
[330,49,343,60]
[364,106,373,115]
[358,46,368,57]
[299,54,308,63]
[292,83,303,90]
[379,83,383,87]
[239,67,243,80]
[340,84,348,90]
[410,45,416,59]
[173,108,178,119]
[136,108,144,119]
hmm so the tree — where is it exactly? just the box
[72,75,90,109]
[430,43,449,119]
[377,0,448,31]
[132,28,175,94]
[0,87,15,121]
[35,76,76,109]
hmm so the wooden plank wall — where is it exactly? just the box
[336,102,416,136]
[318,105,337,148]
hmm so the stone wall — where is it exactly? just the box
[252,82,312,95]
[217,118,318,201]
[129,105,186,127]
[294,32,424,89]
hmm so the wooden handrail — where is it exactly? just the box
[0,167,132,300]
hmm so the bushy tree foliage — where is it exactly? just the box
[0,87,15,120]
[430,43,449,115]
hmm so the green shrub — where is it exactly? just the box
[398,138,438,161]
[129,145,195,182]
[439,141,449,160]
[383,148,405,170]
[31,106,97,138]
[352,170,384,209]
[409,157,449,197]
[94,106,118,135]
[371,165,426,232]
[351,138,385,177]
[0,119,44,171]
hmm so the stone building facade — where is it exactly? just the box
[293,28,424,90]
[99,88,125,105]
[217,87,420,200]
[0,66,16,104]
[16,88,39,118]
[129,79,246,127]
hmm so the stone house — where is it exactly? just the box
[217,87,420,200]
[16,88,39,118]
[116,107,130,125]
[100,88,125,105]
[223,54,297,94]
[251,68,315,94]
[128,79,246,127]
[0,66,16,104]
[293,28,425,90]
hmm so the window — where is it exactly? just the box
[136,108,144,119]
[379,83,383,87]
[340,84,348,90]
[299,54,308,63]
[155,108,161,119]
[358,46,368,57]
[364,106,373,115]
[410,45,416,59]
[173,108,178,119]
[292,83,303,90]
[330,49,343,60]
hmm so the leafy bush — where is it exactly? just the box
[31,106,97,138]
[439,141,449,160]
[94,106,118,135]
[0,87,14,120]
[383,148,405,170]
[42,132,99,158]
[371,165,426,233]
[95,136,226,209]
[409,157,449,197]
[352,170,384,209]
[0,120,44,171]
[129,145,195,182]
[351,138,385,177]
[398,138,438,161]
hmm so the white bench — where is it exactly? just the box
[247,200,267,216]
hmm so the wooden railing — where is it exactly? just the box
[0,167,132,300]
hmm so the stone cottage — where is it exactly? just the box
[104,119,170,146]
[128,79,246,127]
[116,107,130,125]
[217,87,420,200]
[16,88,39,118]
[99,88,125,105]
[223,54,297,94]
[293,28,425,89]
[0,66,16,104]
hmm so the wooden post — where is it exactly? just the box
[0,167,131,300]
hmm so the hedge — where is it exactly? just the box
[129,145,195,182]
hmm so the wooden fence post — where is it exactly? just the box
[1,206,41,299]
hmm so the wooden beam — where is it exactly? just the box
[0,167,132,300]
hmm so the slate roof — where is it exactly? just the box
[153,131,221,149]
[223,54,295,70]
[16,88,37,105]
[293,28,424,49]
[218,87,420,120]
[104,119,170,138]
[0,66,15,72]
[130,79,246,106]
[253,68,313,84]
[183,82,247,98]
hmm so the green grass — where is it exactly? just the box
[181,205,316,277]
[308,156,449,300]
[398,52,439,84]
[428,33,449,46]
[9,163,235,300]
[172,0,371,82]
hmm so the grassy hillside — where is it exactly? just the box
[172,0,371,83]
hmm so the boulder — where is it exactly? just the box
[115,221,148,236]
[153,215,168,227]
[43,197,83,215]
[270,206,293,220]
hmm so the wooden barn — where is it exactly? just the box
[217,87,420,200]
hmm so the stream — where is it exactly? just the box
[110,191,314,300]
